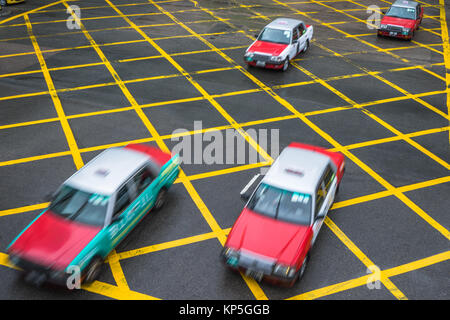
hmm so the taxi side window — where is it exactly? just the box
[132,166,154,196]
[315,181,326,215]
[416,5,421,18]
[298,23,305,35]
[113,185,131,217]
[322,165,334,193]
[292,28,299,42]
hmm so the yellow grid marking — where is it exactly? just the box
[288,250,450,300]
[23,14,84,170]
[1,0,448,301]
[438,0,450,144]
[324,217,407,299]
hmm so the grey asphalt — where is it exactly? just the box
[0,0,449,300]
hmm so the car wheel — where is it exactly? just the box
[287,254,309,287]
[282,59,289,72]
[153,188,167,211]
[84,257,103,284]
[303,39,309,52]
[298,254,309,280]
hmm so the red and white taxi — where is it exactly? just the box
[377,0,423,40]
[244,18,314,71]
[222,142,345,286]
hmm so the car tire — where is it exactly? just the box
[287,254,309,287]
[298,254,309,280]
[303,39,309,52]
[84,257,103,284]
[153,188,167,211]
[282,59,289,72]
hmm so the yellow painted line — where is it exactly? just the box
[343,126,450,151]
[0,117,60,130]
[117,231,221,260]
[288,250,450,300]
[135,0,271,300]
[324,217,408,300]
[201,1,449,296]
[0,252,19,270]
[288,274,371,300]
[63,2,168,292]
[0,202,49,217]
[0,151,72,168]
[106,250,129,289]
[439,0,450,144]
[0,0,76,25]
[383,250,450,278]
[82,281,160,300]
[24,14,83,170]
[106,0,273,167]
[332,175,450,210]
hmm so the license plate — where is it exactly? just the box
[389,31,398,36]
[245,269,263,281]
[256,61,266,67]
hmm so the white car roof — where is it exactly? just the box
[392,0,418,8]
[65,147,150,195]
[262,146,331,195]
[265,18,304,31]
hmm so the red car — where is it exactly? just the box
[377,0,423,40]
[222,142,345,286]
[244,18,313,72]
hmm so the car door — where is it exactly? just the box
[416,4,423,26]
[291,27,300,56]
[311,166,336,244]
[312,179,326,244]
[106,182,134,249]
[297,23,307,51]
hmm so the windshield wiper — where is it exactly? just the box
[66,200,90,221]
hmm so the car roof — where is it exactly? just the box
[65,147,150,195]
[265,18,303,30]
[261,146,330,195]
[392,0,418,8]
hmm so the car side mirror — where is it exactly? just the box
[254,34,259,39]
[240,193,250,202]
[381,10,386,14]
[240,174,261,202]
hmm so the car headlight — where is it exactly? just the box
[402,27,411,34]
[273,263,296,278]
[270,56,282,62]
[244,52,254,61]
[223,247,240,266]
[380,24,387,29]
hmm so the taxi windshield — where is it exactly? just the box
[258,27,291,44]
[49,185,109,226]
[386,6,416,20]
[247,183,312,225]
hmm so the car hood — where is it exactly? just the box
[247,40,288,56]
[8,210,101,270]
[226,208,312,265]
[381,16,416,29]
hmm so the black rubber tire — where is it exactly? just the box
[84,257,103,284]
[298,254,309,280]
[303,39,309,52]
[281,59,289,72]
[153,188,167,211]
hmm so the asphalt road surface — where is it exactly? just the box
[0,0,449,300]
